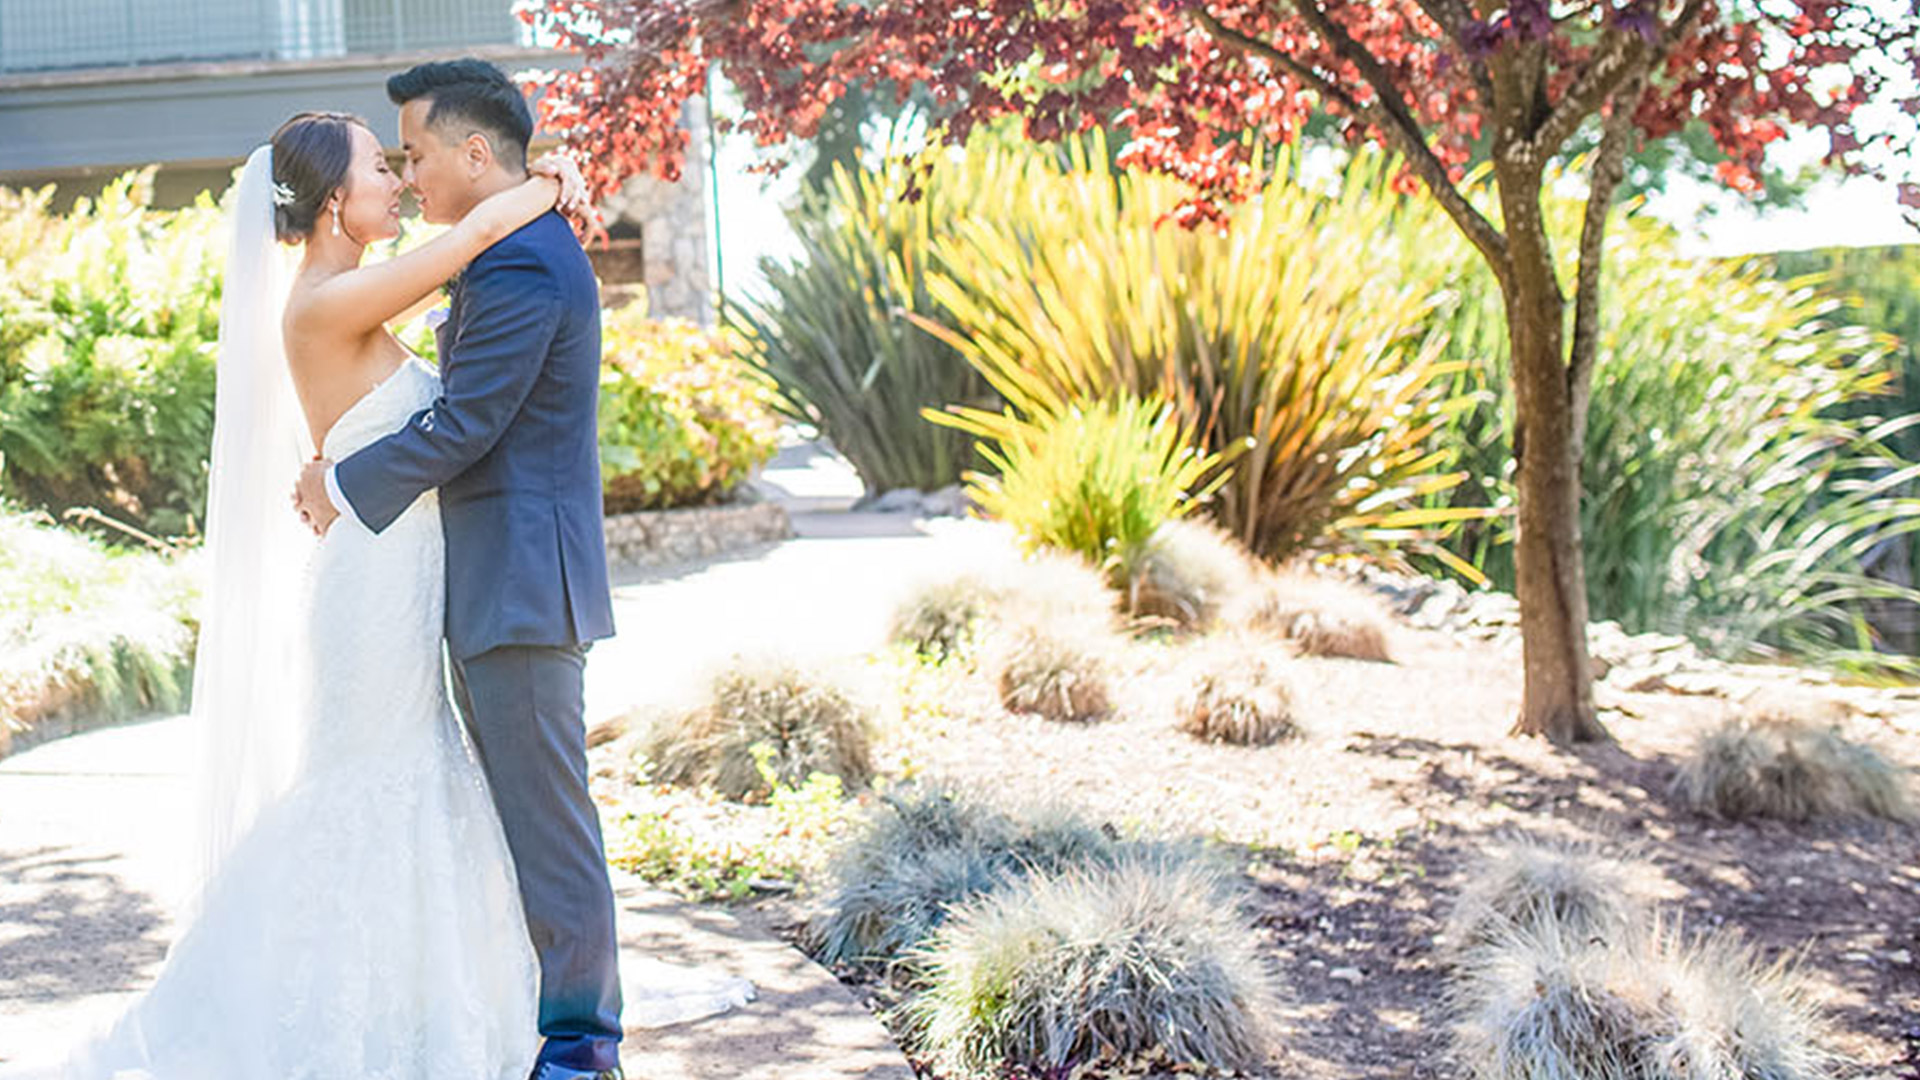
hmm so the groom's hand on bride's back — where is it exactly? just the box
[292,458,341,537]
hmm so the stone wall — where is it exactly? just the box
[602,499,792,574]
[594,95,715,325]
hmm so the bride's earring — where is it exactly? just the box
[331,203,342,237]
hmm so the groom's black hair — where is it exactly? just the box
[387,58,534,173]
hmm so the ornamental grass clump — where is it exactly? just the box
[1448,918,1836,1080]
[997,550,1119,634]
[1442,842,1645,964]
[1672,712,1914,823]
[888,574,1000,662]
[1238,574,1393,661]
[1176,636,1300,746]
[934,395,1235,598]
[996,622,1114,724]
[807,784,1118,968]
[645,658,875,801]
[904,853,1280,1078]
[1129,518,1261,631]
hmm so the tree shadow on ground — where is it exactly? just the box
[0,845,167,1005]
[1248,732,1920,1078]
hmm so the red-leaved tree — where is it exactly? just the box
[522,0,1919,744]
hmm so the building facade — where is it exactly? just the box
[0,0,713,321]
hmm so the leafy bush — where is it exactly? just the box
[1176,636,1300,746]
[920,136,1473,562]
[731,160,998,495]
[0,173,223,538]
[0,504,200,751]
[1449,918,1835,1080]
[939,395,1233,595]
[904,853,1280,1078]
[807,784,1118,968]
[598,302,782,513]
[1671,713,1914,823]
[642,658,876,801]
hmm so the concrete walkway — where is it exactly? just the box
[0,445,1006,1077]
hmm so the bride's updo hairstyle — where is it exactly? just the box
[269,111,369,242]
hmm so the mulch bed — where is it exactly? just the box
[636,579,1920,1078]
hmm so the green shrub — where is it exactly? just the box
[730,159,998,495]
[598,302,782,512]
[807,784,1117,968]
[643,659,876,801]
[1671,713,1914,823]
[0,504,200,750]
[904,853,1280,1078]
[919,135,1474,563]
[0,173,223,538]
[939,395,1234,595]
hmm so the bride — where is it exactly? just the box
[5,111,744,1079]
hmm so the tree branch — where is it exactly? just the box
[1567,73,1644,453]
[1530,0,1708,159]
[1204,1,1510,275]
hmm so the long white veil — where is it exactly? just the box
[180,145,312,915]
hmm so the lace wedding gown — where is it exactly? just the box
[7,356,539,1080]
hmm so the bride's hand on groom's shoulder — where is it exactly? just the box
[529,152,601,242]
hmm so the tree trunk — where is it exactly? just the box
[1498,180,1609,745]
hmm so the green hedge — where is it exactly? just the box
[598,302,782,513]
[0,172,223,539]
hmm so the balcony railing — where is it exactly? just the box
[0,0,529,76]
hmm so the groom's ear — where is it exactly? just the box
[462,130,498,177]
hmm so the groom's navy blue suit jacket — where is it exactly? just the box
[335,210,615,661]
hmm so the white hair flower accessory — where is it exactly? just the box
[271,181,298,208]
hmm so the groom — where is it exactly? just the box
[292,59,623,1080]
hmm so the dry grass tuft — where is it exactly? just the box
[1236,571,1392,661]
[998,549,1120,632]
[1128,519,1261,631]
[890,574,1001,661]
[1285,608,1392,661]
[995,622,1115,724]
[644,657,875,801]
[1671,712,1914,823]
[1449,917,1837,1080]
[807,784,1119,967]
[905,852,1281,1078]
[1175,636,1301,746]
[1443,842,1646,963]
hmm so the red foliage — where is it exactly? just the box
[517,0,1916,218]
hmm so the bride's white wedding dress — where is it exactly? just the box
[13,356,541,1080]
[9,351,756,1080]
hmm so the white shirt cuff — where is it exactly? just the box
[324,465,365,531]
